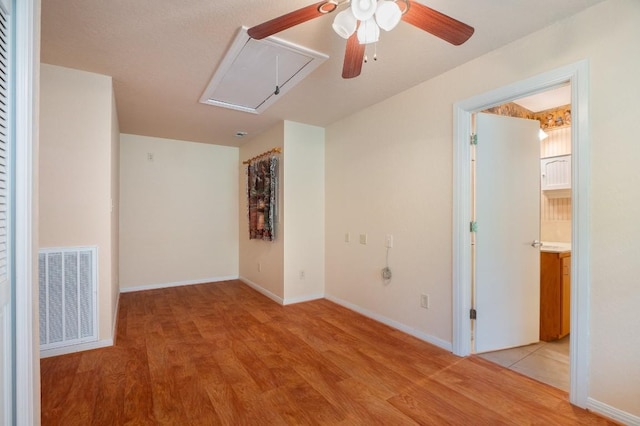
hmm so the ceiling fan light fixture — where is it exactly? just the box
[332,8,357,39]
[351,0,377,21]
[375,1,402,31]
[357,17,380,44]
[247,0,475,79]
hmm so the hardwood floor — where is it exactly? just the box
[41,280,616,425]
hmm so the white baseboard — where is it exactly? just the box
[119,275,240,293]
[239,276,284,305]
[324,294,453,352]
[588,397,640,425]
[40,338,114,359]
[283,293,324,305]
[238,277,324,306]
[238,281,452,352]
[112,290,121,342]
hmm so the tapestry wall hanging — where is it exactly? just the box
[247,156,278,241]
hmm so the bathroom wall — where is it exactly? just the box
[540,126,572,242]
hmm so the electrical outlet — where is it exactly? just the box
[258,262,262,272]
[345,232,350,243]
[385,234,393,248]
[420,294,429,309]
[359,233,367,245]
[299,270,305,280]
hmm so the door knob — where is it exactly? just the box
[531,240,543,248]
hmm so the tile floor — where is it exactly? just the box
[478,336,570,391]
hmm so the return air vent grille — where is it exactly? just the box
[39,247,98,350]
[200,27,328,114]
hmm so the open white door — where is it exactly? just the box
[474,113,541,353]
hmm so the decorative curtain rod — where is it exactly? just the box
[242,147,282,165]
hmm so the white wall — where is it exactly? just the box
[283,121,325,303]
[110,92,120,329]
[119,134,239,290]
[325,0,639,418]
[238,121,325,304]
[326,93,454,348]
[238,123,285,300]
[39,64,119,342]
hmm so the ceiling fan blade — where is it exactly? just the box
[342,32,365,79]
[248,1,330,40]
[402,1,474,46]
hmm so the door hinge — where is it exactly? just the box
[470,308,477,320]
[470,221,478,233]
[470,134,478,145]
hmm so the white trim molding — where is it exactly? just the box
[283,293,324,306]
[119,275,240,293]
[452,60,590,408]
[236,278,322,306]
[14,0,40,424]
[40,338,113,359]
[587,398,640,426]
[238,276,284,305]
[111,290,120,342]
[325,294,453,352]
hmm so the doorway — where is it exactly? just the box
[475,86,573,391]
[451,61,591,408]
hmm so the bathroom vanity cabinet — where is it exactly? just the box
[540,250,571,341]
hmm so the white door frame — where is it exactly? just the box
[452,60,590,408]
[14,0,39,423]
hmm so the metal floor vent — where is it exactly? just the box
[39,247,98,350]
[200,27,328,114]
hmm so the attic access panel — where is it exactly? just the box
[200,27,328,114]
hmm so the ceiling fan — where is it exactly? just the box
[247,0,474,79]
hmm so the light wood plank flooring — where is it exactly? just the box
[41,280,616,425]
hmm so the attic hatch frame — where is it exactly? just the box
[199,27,328,114]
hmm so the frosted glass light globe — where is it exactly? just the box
[375,1,402,31]
[351,0,377,21]
[332,8,357,39]
[357,17,380,44]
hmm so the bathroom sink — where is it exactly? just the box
[541,242,571,253]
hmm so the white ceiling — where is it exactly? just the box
[514,84,572,113]
[40,0,604,147]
